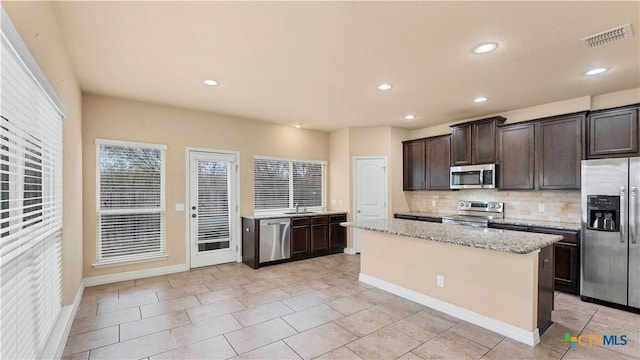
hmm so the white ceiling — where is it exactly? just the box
[50,1,639,132]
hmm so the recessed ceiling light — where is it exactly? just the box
[403,114,416,120]
[474,97,488,103]
[203,79,219,86]
[377,83,392,91]
[294,124,302,128]
[585,67,609,76]
[473,42,498,54]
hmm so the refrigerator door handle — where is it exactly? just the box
[621,186,626,243]
[632,186,638,244]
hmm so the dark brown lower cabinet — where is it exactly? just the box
[329,214,347,249]
[538,245,554,334]
[489,223,581,295]
[530,227,580,295]
[554,242,578,293]
[311,216,329,253]
[291,220,310,259]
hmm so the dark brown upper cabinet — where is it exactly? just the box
[587,104,639,159]
[451,125,471,165]
[535,113,586,190]
[426,135,452,190]
[402,139,426,191]
[451,116,506,165]
[498,123,535,190]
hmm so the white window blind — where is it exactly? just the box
[254,157,325,211]
[196,160,230,251]
[292,162,323,208]
[96,140,166,265]
[1,30,63,360]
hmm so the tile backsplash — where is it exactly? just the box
[405,189,581,224]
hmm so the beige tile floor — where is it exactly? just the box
[63,254,640,360]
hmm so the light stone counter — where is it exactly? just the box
[394,211,581,231]
[490,218,581,231]
[242,210,346,220]
[343,218,562,254]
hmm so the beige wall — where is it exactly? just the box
[390,128,410,215]
[4,2,84,305]
[328,128,351,213]
[409,88,640,139]
[328,126,410,248]
[361,230,539,331]
[592,88,640,110]
[82,94,329,277]
[349,127,410,220]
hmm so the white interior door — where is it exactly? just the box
[353,157,388,253]
[189,150,238,268]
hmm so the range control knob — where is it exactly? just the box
[489,203,495,208]
[496,204,502,209]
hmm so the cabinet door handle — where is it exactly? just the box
[620,186,626,243]
[631,186,637,244]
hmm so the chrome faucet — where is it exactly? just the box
[294,203,300,213]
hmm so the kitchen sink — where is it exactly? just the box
[283,211,317,215]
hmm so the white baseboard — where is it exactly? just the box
[84,263,189,287]
[359,273,540,347]
[41,279,86,359]
[343,247,357,255]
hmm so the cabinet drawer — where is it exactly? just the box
[291,217,309,226]
[416,216,442,223]
[530,227,579,244]
[329,214,347,223]
[311,216,328,225]
[489,223,529,232]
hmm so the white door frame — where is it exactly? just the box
[185,147,241,268]
[352,156,388,253]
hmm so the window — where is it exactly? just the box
[96,140,166,265]
[1,9,66,358]
[254,157,325,212]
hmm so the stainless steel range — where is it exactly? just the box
[441,201,504,228]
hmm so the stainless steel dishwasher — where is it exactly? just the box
[259,218,291,263]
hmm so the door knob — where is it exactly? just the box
[192,206,197,210]
[357,210,362,213]
[192,214,197,218]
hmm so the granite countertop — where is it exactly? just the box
[242,210,347,220]
[343,218,562,254]
[394,211,581,231]
[489,218,581,231]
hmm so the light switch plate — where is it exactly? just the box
[175,203,185,212]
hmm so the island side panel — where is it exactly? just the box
[360,229,539,332]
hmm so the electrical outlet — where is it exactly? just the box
[436,275,445,287]
[431,200,437,207]
[175,203,184,212]
[538,203,545,212]
[331,199,337,205]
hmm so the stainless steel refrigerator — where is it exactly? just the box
[581,157,640,309]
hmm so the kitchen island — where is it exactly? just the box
[343,219,562,346]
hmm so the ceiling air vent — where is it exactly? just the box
[581,23,633,48]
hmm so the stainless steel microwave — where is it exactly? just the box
[450,164,496,189]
